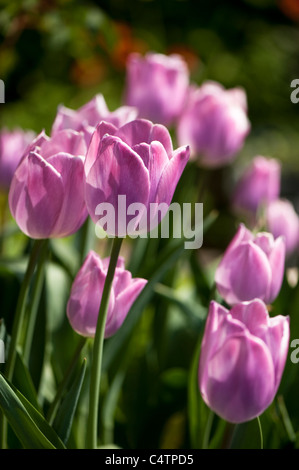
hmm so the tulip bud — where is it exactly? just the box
[8,129,88,239]
[84,118,190,237]
[66,251,147,338]
[177,81,250,167]
[233,156,281,215]
[0,128,35,191]
[124,52,189,126]
[215,224,285,305]
[266,199,299,256]
[199,299,290,423]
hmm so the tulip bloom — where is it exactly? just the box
[215,224,285,305]
[0,128,35,191]
[266,199,299,255]
[177,81,250,167]
[199,299,290,423]
[233,156,281,214]
[51,93,138,145]
[84,118,190,237]
[66,251,147,338]
[124,52,189,126]
[8,129,88,239]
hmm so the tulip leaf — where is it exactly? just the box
[52,358,87,445]
[13,351,41,412]
[0,373,66,449]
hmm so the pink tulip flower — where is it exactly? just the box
[215,224,285,305]
[8,129,88,239]
[233,156,281,214]
[177,81,250,167]
[199,299,290,423]
[124,52,189,126]
[66,250,147,338]
[84,118,190,237]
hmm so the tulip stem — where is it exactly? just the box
[257,416,263,450]
[86,236,123,449]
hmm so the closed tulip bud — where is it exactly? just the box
[52,93,138,146]
[84,118,190,237]
[8,129,88,239]
[199,299,290,423]
[215,224,285,305]
[124,52,189,126]
[233,156,281,214]
[177,81,250,167]
[66,251,147,338]
[266,199,299,255]
[0,128,36,191]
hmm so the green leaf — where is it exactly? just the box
[13,351,41,412]
[0,373,66,449]
[52,358,87,445]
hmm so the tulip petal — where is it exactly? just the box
[51,105,83,134]
[84,121,119,175]
[229,242,272,303]
[264,315,290,391]
[265,236,285,303]
[9,151,64,239]
[202,332,275,423]
[105,275,147,338]
[116,119,155,147]
[46,153,87,237]
[154,145,190,206]
[85,135,150,236]
[41,129,87,159]
[66,251,115,337]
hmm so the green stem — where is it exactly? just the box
[0,238,46,449]
[86,236,123,449]
[23,240,49,366]
[257,416,263,450]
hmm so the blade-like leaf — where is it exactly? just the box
[0,373,66,449]
[52,359,87,444]
[13,351,41,412]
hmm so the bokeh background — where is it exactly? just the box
[1,0,299,450]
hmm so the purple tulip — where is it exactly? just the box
[8,129,88,239]
[84,118,190,237]
[51,93,138,146]
[0,128,36,191]
[124,52,189,126]
[233,156,281,214]
[266,199,299,255]
[66,250,147,338]
[199,299,290,423]
[176,81,250,167]
[215,224,285,305]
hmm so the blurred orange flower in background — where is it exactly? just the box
[279,0,299,21]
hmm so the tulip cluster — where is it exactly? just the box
[0,49,293,448]
[198,220,290,424]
